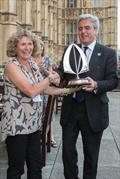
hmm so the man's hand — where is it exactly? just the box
[82,77,97,92]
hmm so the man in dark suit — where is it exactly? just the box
[57,14,118,179]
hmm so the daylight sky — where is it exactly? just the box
[118,1,120,50]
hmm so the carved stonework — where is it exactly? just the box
[0,0,118,67]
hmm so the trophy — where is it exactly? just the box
[63,43,90,87]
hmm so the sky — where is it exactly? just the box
[118,1,120,50]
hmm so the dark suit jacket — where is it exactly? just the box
[57,42,118,132]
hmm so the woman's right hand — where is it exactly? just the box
[48,72,60,86]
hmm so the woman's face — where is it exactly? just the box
[16,36,34,60]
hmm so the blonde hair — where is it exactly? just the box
[32,36,44,57]
[7,28,38,57]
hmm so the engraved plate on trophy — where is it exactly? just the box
[63,43,90,87]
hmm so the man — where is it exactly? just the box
[57,14,118,179]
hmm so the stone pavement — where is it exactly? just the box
[0,91,120,179]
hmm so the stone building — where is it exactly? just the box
[0,0,117,71]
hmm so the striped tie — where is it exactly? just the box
[84,46,88,56]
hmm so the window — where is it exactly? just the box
[67,0,76,8]
[92,0,102,7]
[66,21,77,45]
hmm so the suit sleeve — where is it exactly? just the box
[97,48,118,93]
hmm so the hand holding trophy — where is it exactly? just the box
[63,43,90,87]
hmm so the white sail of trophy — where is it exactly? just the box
[63,43,90,86]
[63,43,89,75]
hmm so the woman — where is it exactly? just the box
[33,37,54,77]
[1,29,77,179]
[33,37,58,148]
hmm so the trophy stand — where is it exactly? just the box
[67,76,90,87]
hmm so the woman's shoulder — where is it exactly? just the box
[4,59,21,74]
[5,58,19,66]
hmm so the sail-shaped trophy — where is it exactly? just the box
[63,43,90,87]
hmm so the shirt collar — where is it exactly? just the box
[82,41,96,51]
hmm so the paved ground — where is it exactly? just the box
[0,91,120,179]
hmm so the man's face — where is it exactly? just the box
[78,19,98,46]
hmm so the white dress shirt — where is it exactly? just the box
[82,41,96,64]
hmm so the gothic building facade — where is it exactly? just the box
[0,0,117,69]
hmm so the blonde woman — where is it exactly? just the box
[1,29,80,179]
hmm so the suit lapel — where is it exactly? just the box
[89,43,102,69]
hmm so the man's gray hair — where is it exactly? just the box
[78,14,100,30]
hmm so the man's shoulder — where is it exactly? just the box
[96,42,116,52]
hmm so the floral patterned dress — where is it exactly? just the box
[1,58,44,141]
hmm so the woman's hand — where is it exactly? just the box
[39,64,60,86]
[48,72,60,86]
[51,72,60,86]
[61,86,82,96]
[39,64,51,76]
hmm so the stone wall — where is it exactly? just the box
[0,0,118,68]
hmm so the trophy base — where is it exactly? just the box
[67,78,90,87]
